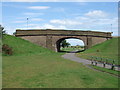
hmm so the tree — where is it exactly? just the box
[0,25,4,35]
[13,32,16,36]
[0,25,6,40]
[60,40,70,48]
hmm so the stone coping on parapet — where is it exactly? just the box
[15,29,112,38]
[16,29,112,34]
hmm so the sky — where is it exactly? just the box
[2,0,120,2]
[1,1,118,46]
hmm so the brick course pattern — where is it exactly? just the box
[15,29,112,52]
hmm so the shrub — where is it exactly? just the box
[96,49,100,52]
[2,44,13,55]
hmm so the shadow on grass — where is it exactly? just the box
[58,50,85,53]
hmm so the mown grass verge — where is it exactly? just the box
[3,54,119,88]
[2,34,119,88]
[90,65,120,76]
[77,38,119,65]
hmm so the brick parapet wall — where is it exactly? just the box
[15,29,112,38]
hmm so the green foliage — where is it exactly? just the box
[2,44,13,55]
[0,25,5,35]
[60,40,70,48]
[0,25,5,40]
[12,32,16,36]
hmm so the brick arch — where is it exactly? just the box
[15,29,112,52]
[51,36,88,52]
[55,37,85,52]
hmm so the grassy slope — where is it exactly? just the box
[77,38,119,65]
[2,35,118,88]
[2,34,53,56]
[90,65,119,76]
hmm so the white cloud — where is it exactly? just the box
[23,12,44,18]
[94,18,117,25]
[3,0,42,2]
[50,19,82,25]
[52,7,65,12]
[10,8,117,36]
[12,21,26,23]
[42,24,66,29]
[20,23,66,30]
[77,2,88,5]
[3,0,119,2]
[85,10,108,18]
[42,24,57,29]
[12,18,43,24]
[48,10,117,35]
[24,12,44,16]
[28,6,50,10]
[50,19,64,24]
[23,24,38,27]
[66,39,84,46]
[31,18,43,21]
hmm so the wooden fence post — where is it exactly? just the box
[95,61,97,66]
[111,60,115,70]
[91,56,94,65]
[111,64,115,70]
[103,62,106,67]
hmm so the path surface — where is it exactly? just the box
[62,53,90,65]
[62,53,120,71]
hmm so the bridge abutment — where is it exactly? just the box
[15,29,112,52]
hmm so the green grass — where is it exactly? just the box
[61,47,84,52]
[2,35,119,88]
[3,54,118,88]
[2,34,53,56]
[90,65,119,76]
[77,38,119,65]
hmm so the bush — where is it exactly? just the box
[2,44,13,55]
[96,49,100,52]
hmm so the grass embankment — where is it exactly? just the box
[3,35,118,88]
[90,65,119,76]
[77,38,119,65]
[2,34,53,56]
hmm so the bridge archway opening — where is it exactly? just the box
[56,37,85,52]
